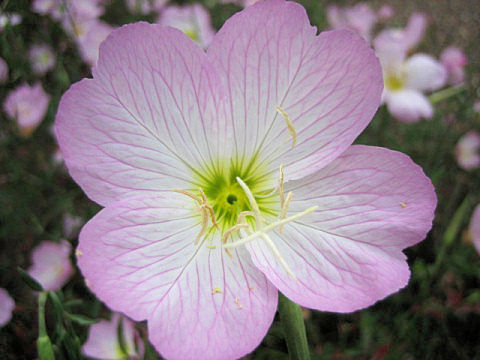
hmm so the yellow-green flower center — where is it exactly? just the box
[194,157,276,230]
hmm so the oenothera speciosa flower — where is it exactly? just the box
[55,1,436,359]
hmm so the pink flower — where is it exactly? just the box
[3,83,50,136]
[469,205,480,255]
[474,99,480,113]
[377,5,394,21]
[0,57,7,82]
[56,1,436,358]
[455,131,480,171]
[126,0,167,14]
[158,4,215,49]
[440,46,467,86]
[82,313,142,360]
[374,12,427,54]
[0,13,21,30]
[76,20,115,66]
[63,213,83,238]
[0,289,14,327]
[29,44,56,75]
[327,3,377,42]
[375,39,446,123]
[27,240,74,291]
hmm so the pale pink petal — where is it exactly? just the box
[208,0,383,183]
[0,289,14,327]
[374,13,426,55]
[82,313,139,360]
[0,57,7,82]
[404,54,447,92]
[247,145,436,312]
[77,193,277,360]
[440,46,467,86]
[29,44,56,75]
[56,23,223,206]
[469,204,480,255]
[385,89,433,123]
[158,4,215,49]
[4,83,50,135]
[455,131,480,171]
[402,13,427,51]
[27,240,74,291]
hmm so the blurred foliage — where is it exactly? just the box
[0,0,479,359]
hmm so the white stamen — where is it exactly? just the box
[223,206,318,248]
[230,177,317,280]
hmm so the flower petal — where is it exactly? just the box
[77,193,277,360]
[469,204,480,255]
[385,89,433,123]
[56,23,223,206]
[0,288,14,327]
[207,0,383,182]
[246,145,436,312]
[404,54,447,92]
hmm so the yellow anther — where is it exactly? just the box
[234,297,243,309]
[248,286,254,291]
[276,106,297,147]
[225,248,234,259]
[212,286,222,294]
[75,249,83,257]
[206,245,216,249]
[400,202,407,208]
[171,188,219,245]
[85,279,91,288]
[279,191,293,233]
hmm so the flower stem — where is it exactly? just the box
[429,84,465,104]
[278,293,310,360]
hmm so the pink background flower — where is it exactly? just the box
[82,313,141,360]
[4,83,50,136]
[469,204,480,255]
[456,131,480,171]
[0,289,14,327]
[27,240,74,291]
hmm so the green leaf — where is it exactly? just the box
[47,292,64,327]
[64,313,99,326]
[17,267,43,291]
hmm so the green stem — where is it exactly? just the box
[429,84,465,104]
[37,292,55,360]
[278,293,310,360]
[431,196,470,276]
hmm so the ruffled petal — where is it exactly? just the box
[385,89,433,123]
[404,54,447,92]
[207,0,383,182]
[77,193,277,360]
[246,145,436,312]
[56,23,223,206]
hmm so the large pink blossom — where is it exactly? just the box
[0,288,14,327]
[4,83,50,136]
[56,1,436,359]
[27,240,74,291]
